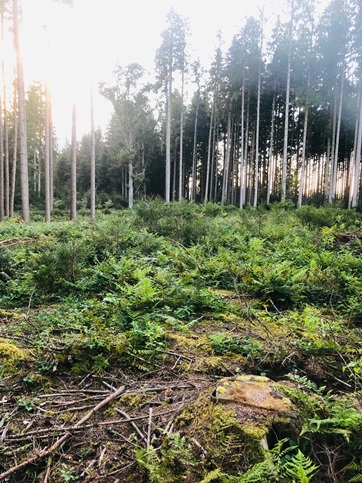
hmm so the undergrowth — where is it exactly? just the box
[1,201,362,481]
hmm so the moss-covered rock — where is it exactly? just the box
[0,338,28,374]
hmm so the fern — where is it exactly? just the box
[282,450,319,483]
[347,461,362,482]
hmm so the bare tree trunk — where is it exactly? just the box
[178,69,184,200]
[267,85,276,205]
[165,61,172,202]
[128,160,133,209]
[49,97,54,211]
[0,88,3,221]
[329,73,344,203]
[281,0,294,202]
[221,111,232,205]
[298,105,309,208]
[253,59,262,208]
[90,86,96,219]
[70,102,77,220]
[10,76,17,217]
[348,94,360,208]
[191,92,200,202]
[44,81,51,222]
[2,23,9,216]
[204,102,214,203]
[239,75,245,209]
[351,88,362,208]
[13,0,29,221]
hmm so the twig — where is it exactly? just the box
[0,385,125,481]
[5,409,178,441]
[42,455,52,483]
[114,408,146,442]
[147,406,153,449]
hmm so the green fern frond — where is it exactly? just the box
[282,450,319,483]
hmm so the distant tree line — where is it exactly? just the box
[0,0,362,221]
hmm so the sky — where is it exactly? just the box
[17,0,329,146]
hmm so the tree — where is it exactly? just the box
[70,103,77,220]
[90,86,96,218]
[155,8,188,202]
[13,0,29,221]
[100,63,152,209]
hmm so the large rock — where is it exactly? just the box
[211,374,294,415]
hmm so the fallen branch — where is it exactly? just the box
[114,408,146,441]
[0,385,126,481]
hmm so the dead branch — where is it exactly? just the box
[114,408,146,442]
[0,385,126,481]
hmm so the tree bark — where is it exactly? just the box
[44,81,51,222]
[90,86,96,219]
[281,0,294,202]
[13,0,29,222]
[70,102,77,220]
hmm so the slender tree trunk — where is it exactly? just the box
[0,89,3,221]
[128,160,133,209]
[204,102,214,203]
[281,0,294,202]
[298,106,309,208]
[253,58,262,208]
[90,86,96,219]
[165,58,172,202]
[329,73,344,203]
[49,97,54,211]
[240,75,245,209]
[351,87,362,208]
[267,85,276,205]
[44,81,51,222]
[10,76,17,217]
[13,0,29,222]
[191,92,200,202]
[348,94,360,208]
[2,27,9,217]
[179,69,184,200]
[70,102,77,220]
[243,92,250,206]
[221,111,232,205]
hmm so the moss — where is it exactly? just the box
[176,392,269,477]
[120,392,151,409]
[0,338,28,373]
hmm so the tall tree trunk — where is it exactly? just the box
[221,111,232,205]
[267,85,276,205]
[351,87,362,208]
[204,102,214,203]
[348,94,360,208]
[191,92,200,202]
[253,57,262,208]
[49,97,54,211]
[329,73,344,203]
[2,19,9,217]
[179,69,184,200]
[165,59,172,202]
[281,0,294,202]
[10,76,17,217]
[13,0,29,221]
[298,106,309,208]
[70,103,77,220]
[240,75,245,209]
[128,160,133,209]
[90,86,96,219]
[44,81,51,222]
[0,87,3,221]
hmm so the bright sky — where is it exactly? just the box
[18,0,328,146]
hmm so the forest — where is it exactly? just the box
[1,0,362,482]
[0,0,361,219]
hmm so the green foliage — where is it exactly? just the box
[135,431,195,483]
